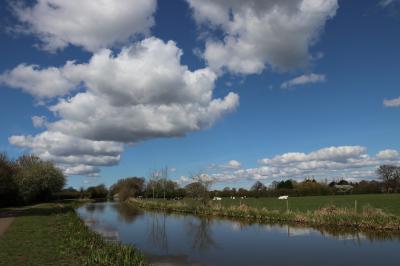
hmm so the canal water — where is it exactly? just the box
[76,202,400,266]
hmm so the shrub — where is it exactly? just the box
[110,177,145,201]
[86,184,109,199]
[0,153,18,206]
[14,155,65,203]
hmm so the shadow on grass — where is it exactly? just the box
[0,200,81,218]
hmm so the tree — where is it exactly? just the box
[251,181,266,191]
[110,177,145,201]
[353,180,381,194]
[277,180,294,189]
[14,155,65,203]
[160,167,168,200]
[54,187,81,200]
[0,153,18,206]
[147,170,161,199]
[337,179,349,185]
[377,165,399,192]
[162,179,179,198]
[185,173,213,205]
[221,187,232,197]
[86,184,108,199]
[145,168,179,199]
[237,188,248,197]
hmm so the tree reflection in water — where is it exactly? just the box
[146,212,218,254]
[148,212,169,253]
[85,203,97,213]
[185,217,217,252]
[112,203,143,223]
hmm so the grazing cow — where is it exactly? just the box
[213,197,222,201]
[278,195,289,200]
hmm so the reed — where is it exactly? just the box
[55,205,147,266]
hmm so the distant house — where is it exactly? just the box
[113,193,120,201]
[334,184,353,194]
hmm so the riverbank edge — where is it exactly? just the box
[0,201,148,266]
[128,199,400,231]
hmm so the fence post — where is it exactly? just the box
[286,199,289,213]
[354,200,357,213]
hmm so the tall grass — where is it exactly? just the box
[130,199,400,231]
[0,201,147,266]
[53,203,147,266]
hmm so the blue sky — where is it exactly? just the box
[0,0,399,189]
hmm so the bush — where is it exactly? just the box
[86,184,109,199]
[0,153,18,206]
[14,155,65,203]
[53,187,82,200]
[110,177,145,201]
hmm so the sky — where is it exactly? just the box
[0,0,399,189]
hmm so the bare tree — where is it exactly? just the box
[185,172,213,205]
[160,166,168,200]
[377,165,399,192]
[251,181,266,191]
[148,170,159,199]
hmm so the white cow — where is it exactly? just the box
[213,197,222,201]
[278,195,289,200]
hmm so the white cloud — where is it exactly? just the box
[227,160,241,169]
[0,63,79,98]
[179,173,214,185]
[11,0,157,52]
[63,165,100,176]
[383,96,400,107]
[379,0,400,7]
[169,167,177,173]
[259,146,367,165]
[209,146,400,184]
[187,0,338,74]
[281,73,326,89]
[376,149,399,160]
[9,131,122,176]
[209,159,242,170]
[32,116,48,128]
[7,38,239,175]
[37,38,239,143]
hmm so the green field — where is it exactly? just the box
[175,194,400,216]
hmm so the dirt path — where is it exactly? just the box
[0,217,14,237]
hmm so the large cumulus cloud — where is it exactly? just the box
[186,0,338,74]
[11,0,157,52]
[5,38,239,175]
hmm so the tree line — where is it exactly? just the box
[63,165,400,202]
[104,165,400,201]
[1,150,399,207]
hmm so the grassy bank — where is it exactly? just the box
[129,195,400,231]
[0,201,147,266]
[215,194,400,216]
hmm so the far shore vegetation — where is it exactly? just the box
[128,194,400,231]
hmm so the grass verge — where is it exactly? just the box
[0,201,147,266]
[129,198,400,231]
